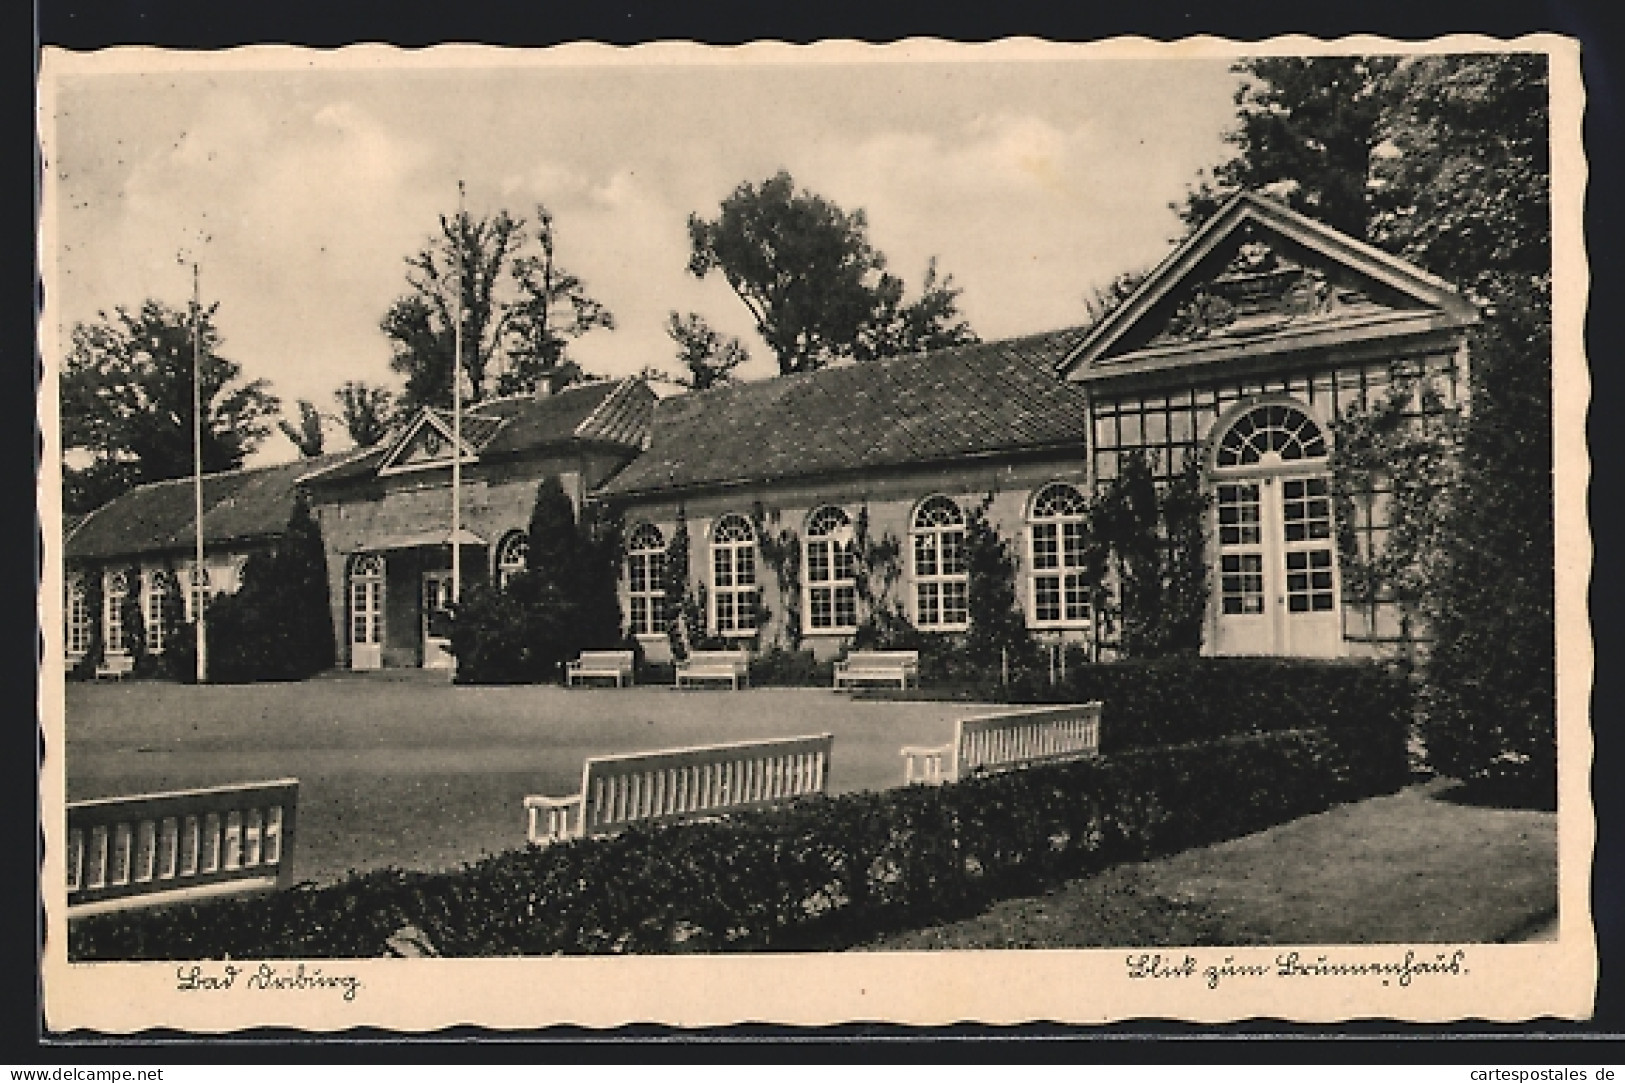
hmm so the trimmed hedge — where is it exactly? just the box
[974,655,1410,760]
[69,723,1405,960]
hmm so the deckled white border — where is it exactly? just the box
[37,33,1594,1031]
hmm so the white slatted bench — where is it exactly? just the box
[901,702,1102,785]
[67,779,299,917]
[94,654,133,680]
[524,733,832,844]
[834,650,920,690]
[567,649,636,687]
[675,649,751,690]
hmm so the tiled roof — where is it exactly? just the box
[596,328,1093,499]
[63,452,354,563]
[303,378,654,487]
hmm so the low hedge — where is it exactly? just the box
[922,655,1412,761]
[69,723,1404,960]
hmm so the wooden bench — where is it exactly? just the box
[94,654,133,680]
[901,702,1102,785]
[675,649,751,690]
[67,778,299,917]
[834,650,920,690]
[524,733,833,844]
[567,649,636,687]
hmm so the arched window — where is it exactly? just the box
[495,531,529,591]
[104,571,129,655]
[185,566,211,624]
[1214,403,1327,468]
[1029,482,1092,628]
[1210,401,1341,657]
[349,555,385,648]
[912,496,968,630]
[65,579,91,657]
[144,570,173,653]
[626,523,667,636]
[710,515,758,635]
[804,506,857,633]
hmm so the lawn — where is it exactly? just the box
[863,779,1559,949]
[60,672,996,886]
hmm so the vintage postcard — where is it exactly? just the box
[37,34,1594,1032]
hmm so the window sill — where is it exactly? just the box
[916,624,969,634]
[802,629,857,637]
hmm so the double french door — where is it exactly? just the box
[1213,471,1341,657]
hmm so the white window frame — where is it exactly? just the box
[349,554,385,647]
[710,514,758,637]
[185,566,211,624]
[143,570,171,654]
[66,578,91,657]
[911,496,969,632]
[804,506,858,635]
[626,523,667,638]
[495,531,529,591]
[104,571,129,656]
[1028,482,1093,630]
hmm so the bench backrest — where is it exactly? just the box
[578,733,831,837]
[844,651,920,666]
[682,650,750,670]
[577,650,634,668]
[67,778,299,915]
[955,702,1101,777]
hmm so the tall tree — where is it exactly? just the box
[381,203,613,411]
[334,381,395,448]
[686,171,976,375]
[277,399,326,458]
[647,311,750,391]
[499,206,617,397]
[61,300,279,514]
[1177,57,1396,239]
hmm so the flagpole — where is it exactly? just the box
[191,261,208,683]
[451,181,464,606]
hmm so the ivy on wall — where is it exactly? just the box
[1093,453,1209,660]
[1329,372,1462,659]
[751,503,803,650]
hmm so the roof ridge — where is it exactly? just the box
[572,375,634,438]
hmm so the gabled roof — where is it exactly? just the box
[595,328,1093,500]
[64,451,354,564]
[1061,191,1479,384]
[303,377,655,487]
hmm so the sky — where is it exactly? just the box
[43,45,1244,464]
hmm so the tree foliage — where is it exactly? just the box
[449,477,625,683]
[277,399,326,458]
[1177,57,1396,239]
[334,381,395,448]
[382,203,614,411]
[686,171,977,375]
[205,495,336,682]
[1093,454,1208,659]
[646,311,749,392]
[61,300,279,514]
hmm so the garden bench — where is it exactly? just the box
[524,733,833,844]
[675,649,752,690]
[66,778,299,916]
[94,654,133,680]
[833,650,920,690]
[566,649,636,687]
[901,702,1102,785]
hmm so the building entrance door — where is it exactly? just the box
[349,554,385,670]
[422,569,455,669]
[1210,402,1342,658]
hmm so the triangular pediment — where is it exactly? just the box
[1061,192,1478,380]
[377,411,479,476]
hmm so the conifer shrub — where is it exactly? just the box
[205,496,335,682]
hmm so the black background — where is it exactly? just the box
[24,0,1625,1062]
